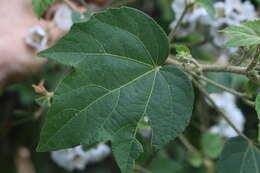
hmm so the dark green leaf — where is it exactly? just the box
[32,0,53,18]
[36,7,194,173]
[218,137,260,173]
[222,20,260,47]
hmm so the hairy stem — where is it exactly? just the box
[166,58,250,75]
[192,79,253,143]
[189,72,255,107]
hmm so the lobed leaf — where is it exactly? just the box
[37,7,194,173]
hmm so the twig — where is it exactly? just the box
[189,71,249,97]
[190,71,255,107]
[166,57,256,75]
[246,46,260,72]
[168,1,193,42]
[192,79,253,144]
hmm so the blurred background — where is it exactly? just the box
[0,0,259,173]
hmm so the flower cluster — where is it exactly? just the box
[209,92,245,138]
[171,0,258,48]
[51,143,111,171]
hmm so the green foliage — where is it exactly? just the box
[32,0,53,18]
[149,158,182,173]
[158,0,175,21]
[37,7,194,173]
[194,0,215,19]
[218,137,260,173]
[175,45,191,54]
[188,152,203,168]
[201,133,224,159]
[256,93,260,142]
[207,72,246,93]
[222,20,260,47]
[256,93,260,120]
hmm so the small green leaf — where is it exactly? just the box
[175,45,191,54]
[32,0,53,18]
[201,133,224,159]
[37,7,194,173]
[222,20,260,47]
[194,0,215,19]
[218,137,260,173]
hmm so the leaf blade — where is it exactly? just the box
[222,20,260,47]
[218,137,260,173]
[37,7,194,173]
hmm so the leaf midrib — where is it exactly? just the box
[44,52,154,68]
[124,71,158,173]
[41,69,156,148]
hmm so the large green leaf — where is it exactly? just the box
[218,137,260,173]
[222,20,260,47]
[32,0,53,18]
[36,7,194,173]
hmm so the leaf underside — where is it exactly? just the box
[222,19,260,47]
[37,7,194,173]
[218,137,260,173]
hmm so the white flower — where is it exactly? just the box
[51,146,89,171]
[25,26,48,50]
[51,144,111,171]
[209,92,245,138]
[209,0,258,48]
[225,0,257,23]
[86,144,111,163]
[54,5,73,30]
